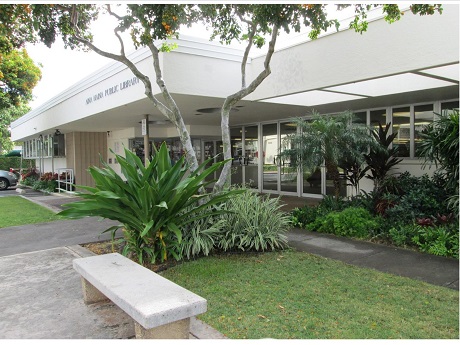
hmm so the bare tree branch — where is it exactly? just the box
[241,25,256,89]
[147,41,200,171]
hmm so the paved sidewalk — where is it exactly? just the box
[288,228,459,290]
[0,246,225,339]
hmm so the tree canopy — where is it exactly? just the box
[0,49,42,109]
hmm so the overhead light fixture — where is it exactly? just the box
[54,129,61,136]
[195,107,240,115]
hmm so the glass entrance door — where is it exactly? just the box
[262,123,278,191]
[280,122,298,193]
[244,126,259,189]
[230,127,243,185]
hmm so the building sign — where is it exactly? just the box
[141,118,147,135]
[85,77,140,105]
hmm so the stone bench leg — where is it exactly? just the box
[134,318,191,339]
[80,278,109,304]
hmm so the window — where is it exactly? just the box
[441,101,459,115]
[370,109,387,130]
[392,107,410,157]
[22,134,65,159]
[414,104,434,157]
[53,133,65,157]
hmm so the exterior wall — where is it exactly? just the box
[11,49,154,141]
[248,5,459,100]
[164,52,242,97]
[42,157,67,174]
[66,132,107,188]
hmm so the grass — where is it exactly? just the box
[161,250,459,339]
[0,196,61,228]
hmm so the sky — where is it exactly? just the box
[24,4,365,110]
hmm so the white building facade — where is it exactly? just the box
[11,5,459,198]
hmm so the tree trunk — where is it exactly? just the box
[213,26,279,193]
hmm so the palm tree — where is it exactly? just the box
[280,111,373,199]
[418,109,459,216]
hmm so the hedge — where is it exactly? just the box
[0,157,35,171]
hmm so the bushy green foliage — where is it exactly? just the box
[418,109,459,216]
[311,207,380,238]
[32,179,57,193]
[380,173,450,228]
[21,175,38,187]
[412,224,459,258]
[59,143,238,265]
[218,189,290,252]
[291,206,319,229]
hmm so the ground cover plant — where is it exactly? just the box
[291,171,459,258]
[174,188,291,260]
[161,250,459,339]
[0,196,60,228]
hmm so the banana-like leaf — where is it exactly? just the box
[140,220,155,238]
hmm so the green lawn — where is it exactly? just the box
[0,196,61,228]
[161,250,459,339]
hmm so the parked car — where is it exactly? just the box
[0,169,19,190]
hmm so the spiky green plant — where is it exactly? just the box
[180,210,226,260]
[58,142,240,264]
[363,121,402,193]
[218,188,291,252]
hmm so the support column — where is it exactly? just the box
[143,114,150,166]
[80,278,109,304]
[134,318,191,339]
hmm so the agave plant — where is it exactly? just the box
[58,142,240,264]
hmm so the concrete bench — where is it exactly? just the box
[73,253,207,339]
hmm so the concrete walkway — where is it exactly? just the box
[1,190,225,339]
[0,189,458,339]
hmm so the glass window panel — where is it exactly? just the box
[354,111,367,125]
[441,101,459,115]
[280,122,297,193]
[392,107,410,157]
[262,123,278,191]
[244,126,258,189]
[414,104,433,157]
[53,134,65,157]
[203,141,215,182]
[303,167,322,195]
[230,128,242,185]
[32,139,37,158]
[370,109,386,130]
[192,139,201,162]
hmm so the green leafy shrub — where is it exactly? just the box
[58,143,239,265]
[388,223,420,247]
[317,195,348,213]
[313,207,379,239]
[412,224,459,258]
[418,109,459,216]
[291,206,319,229]
[218,189,290,252]
[21,175,38,187]
[379,173,450,228]
[32,179,57,193]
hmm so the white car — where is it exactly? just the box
[0,170,19,190]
